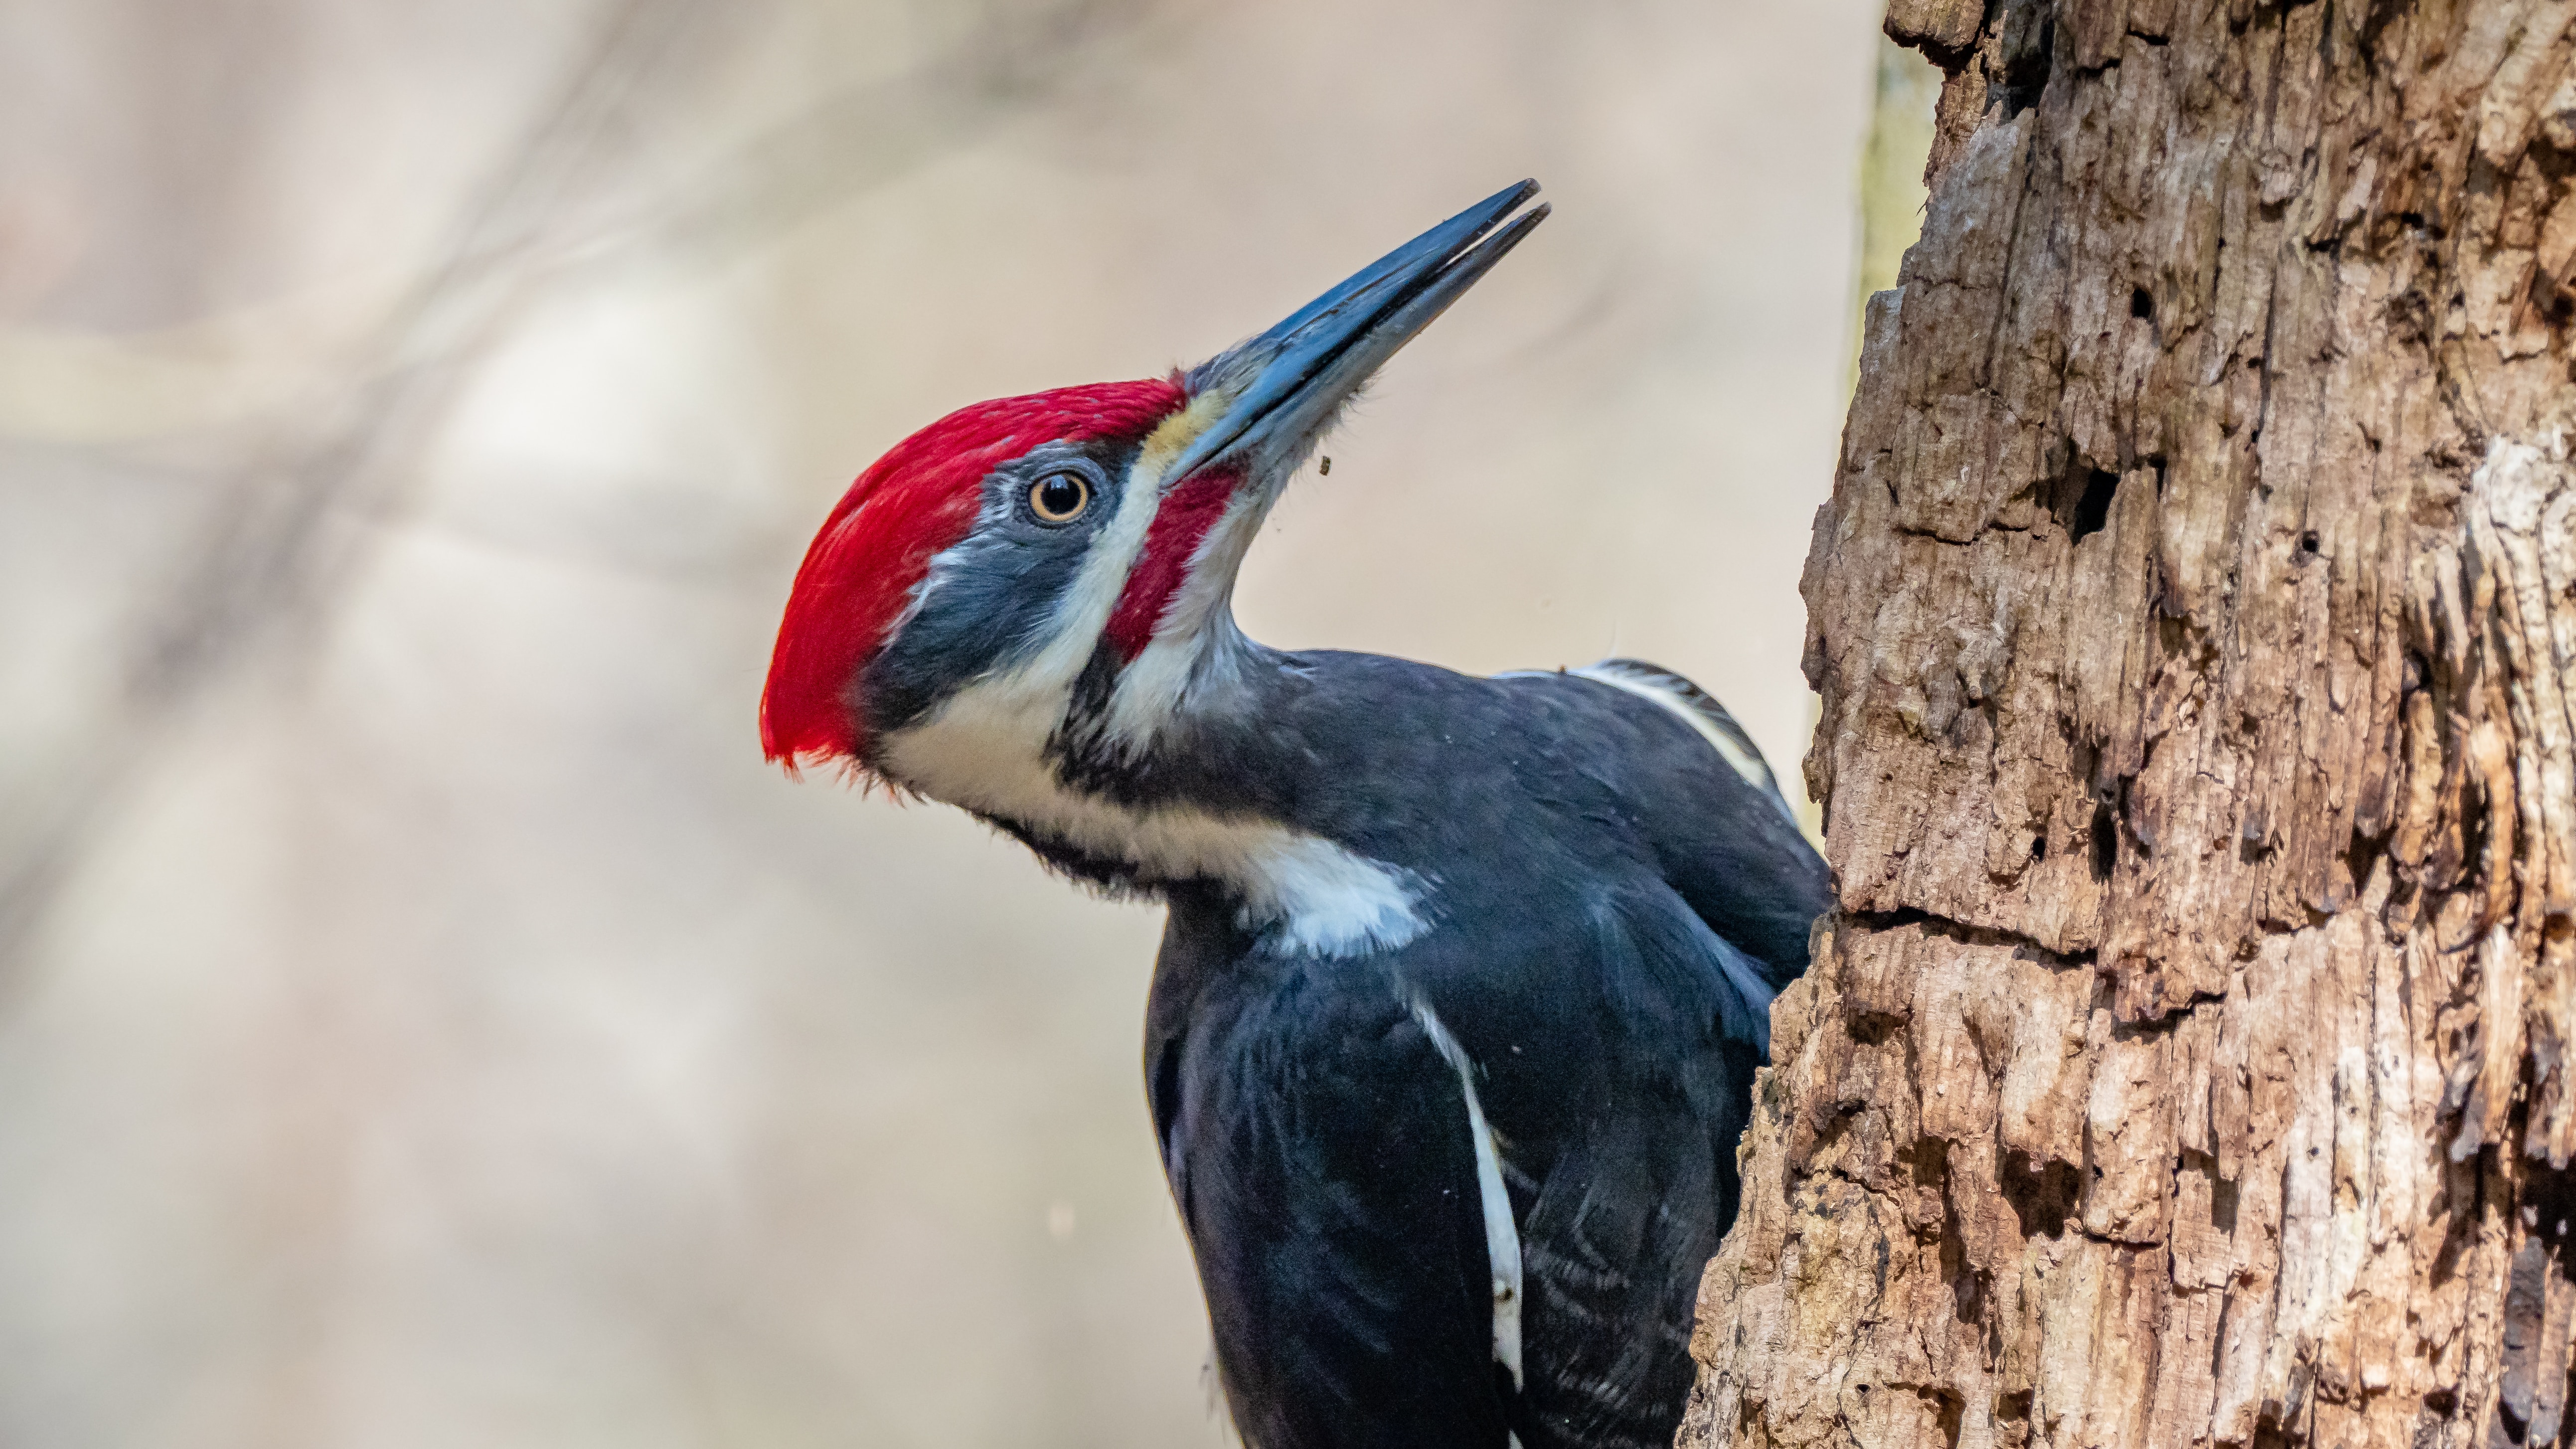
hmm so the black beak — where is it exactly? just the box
[1163,180,1548,486]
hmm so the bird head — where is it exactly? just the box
[760,181,1547,794]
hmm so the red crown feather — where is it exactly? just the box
[760,379,1185,770]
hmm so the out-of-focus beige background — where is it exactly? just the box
[0,1,1881,1444]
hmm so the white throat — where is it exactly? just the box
[877,665,1427,960]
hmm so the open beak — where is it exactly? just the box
[1165,179,1549,487]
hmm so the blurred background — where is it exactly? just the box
[0,1,1897,1444]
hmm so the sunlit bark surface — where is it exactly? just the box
[1684,2,2576,1446]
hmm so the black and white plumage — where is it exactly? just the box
[1137,655,1822,1449]
[761,182,1829,1449]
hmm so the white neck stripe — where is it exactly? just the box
[878,686,1427,958]
[1411,999,1524,1392]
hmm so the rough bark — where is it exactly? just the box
[1682,3,2576,1448]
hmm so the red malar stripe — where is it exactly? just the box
[1105,468,1238,661]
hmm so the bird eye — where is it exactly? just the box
[1028,471,1092,524]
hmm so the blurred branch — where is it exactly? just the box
[622,0,1171,272]
[0,0,1169,966]
[0,0,717,966]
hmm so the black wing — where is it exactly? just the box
[1470,665,1827,1444]
[1148,884,1780,1449]
[1147,890,1513,1449]
[1539,660,1830,985]
[1444,884,1764,1449]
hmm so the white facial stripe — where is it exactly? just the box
[894,395,1223,710]
[1411,999,1525,1393]
[879,679,1425,958]
[913,393,1228,705]
[1022,440,1175,688]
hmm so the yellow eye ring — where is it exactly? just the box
[1029,471,1092,524]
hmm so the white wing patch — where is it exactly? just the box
[1545,660,1799,824]
[1410,999,1524,1395]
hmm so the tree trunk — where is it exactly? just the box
[1680,2,2576,1447]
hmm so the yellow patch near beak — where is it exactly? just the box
[1134,389,1231,487]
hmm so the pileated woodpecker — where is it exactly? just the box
[762,181,1828,1449]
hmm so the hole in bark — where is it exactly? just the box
[1927,1388,1965,1449]
[2360,0,2409,54]
[1988,0,2056,118]
[2070,736,2100,788]
[2502,1164,2576,1447]
[2072,469,2118,541]
[2299,529,2321,558]
[2115,773,2151,857]
[2000,1151,2080,1239]
[2462,789,2492,879]
[1996,1391,2035,1423]
[2209,1173,2240,1233]
[2237,807,2275,865]
[1936,1178,1985,1331]
[2130,286,2155,320]
[2501,1234,2548,1441]
[2089,801,2118,880]
[2030,833,2048,862]
[1847,1009,1903,1048]
[2344,827,2389,899]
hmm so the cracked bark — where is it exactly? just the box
[1680,2,2576,1447]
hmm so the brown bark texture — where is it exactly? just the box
[1681,2,2576,1448]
